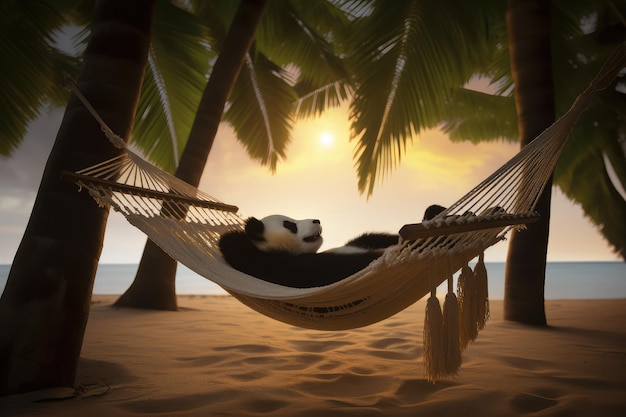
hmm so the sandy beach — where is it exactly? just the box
[2,296,625,417]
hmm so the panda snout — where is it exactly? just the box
[303,231,322,243]
[303,220,322,243]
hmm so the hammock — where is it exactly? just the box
[64,46,625,381]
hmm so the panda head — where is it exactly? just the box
[245,215,323,254]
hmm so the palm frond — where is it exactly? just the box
[603,135,626,203]
[553,68,625,259]
[441,88,518,143]
[546,3,626,257]
[258,0,351,118]
[131,1,212,173]
[224,53,297,171]
[190,0,239,48]
[294,79,351,118]
[0,0,78,155]
[555,146,626,259]
[347,0,494,195]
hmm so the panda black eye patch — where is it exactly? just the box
[283,220,298,234]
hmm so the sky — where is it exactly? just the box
[0,103,621,266]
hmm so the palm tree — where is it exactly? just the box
[444,1,626,259]
[114,0,271,310]
[0,0,350,312]
[504,2,625,323]
[85,0,625,320]
[549,2,626,260]
[0,0,155,395]
[503,0,556,325]
[115,0,350,310]
[344,0,495,196]
[0,0,211,167]
[342,0,624,324]
[130,0,213,173]
[0,1,80,156]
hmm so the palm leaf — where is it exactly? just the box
[190,0,239,47]
[346,0,493,195]
[556,146,626,259]
[224,53,297,171]
[603,131,626,207]
[0,0,78,155]
[553,57,625,259]
[294,80,351,119]
[257,0,351,119]
[189,0,351,168]
[441,88,518,143]
[131,0,212,173]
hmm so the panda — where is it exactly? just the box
[218,206,447,288]
[243,215,325,254]
[218,215,384,288]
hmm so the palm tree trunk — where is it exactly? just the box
[114,0,269,310]
[503,0,555,325]
[0,0,154,395]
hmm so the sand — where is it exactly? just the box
[1,296,625,417]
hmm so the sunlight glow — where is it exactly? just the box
[319,132,334,147]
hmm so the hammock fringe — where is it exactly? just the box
[458,265,477,348]
[424,293,445,383]
[475,253,490,331]
[443,291,462,376]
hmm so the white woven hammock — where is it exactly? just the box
[65,46,625,381]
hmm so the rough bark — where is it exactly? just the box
[504,0,555,325]
[0,0,154,395]
[114,0,269,310]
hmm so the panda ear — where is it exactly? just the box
[423,204,447,221]
[245,217,265,242]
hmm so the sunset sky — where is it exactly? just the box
[0,102,620,266]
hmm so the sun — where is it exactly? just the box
[319,132,334,147]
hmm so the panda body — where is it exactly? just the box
[218,215,396,288]
[218,206,448,288]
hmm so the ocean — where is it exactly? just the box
[0,262,624,300]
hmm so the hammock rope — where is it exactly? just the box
[64,45,625,381]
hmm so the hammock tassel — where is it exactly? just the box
[442,274,462,375]
[474,252,490,331]
[423,290,444,382]
[457,264,477,348]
